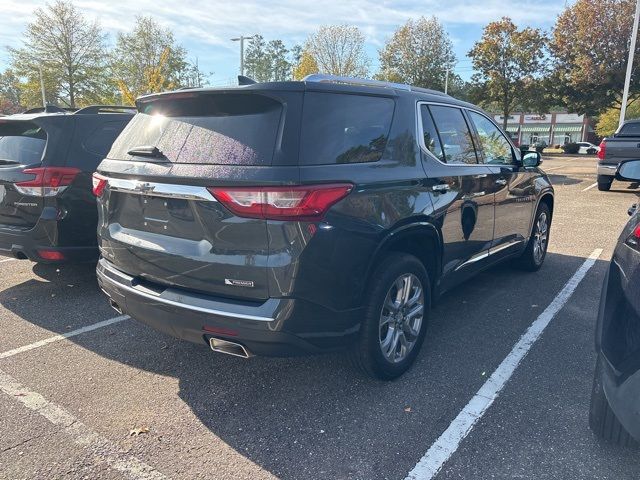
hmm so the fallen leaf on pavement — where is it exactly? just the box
[404,407,411,412]
[129,427,149,437]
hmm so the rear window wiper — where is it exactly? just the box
[127,145,166,159]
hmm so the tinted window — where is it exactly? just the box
[468,111,513,165]
[419,105,444,161]
[619,122,640,136]
[83,120,130,157]
[109,94,283,165]
[0,121,47,165]
[300,93,394,165]
[429,106,477,164]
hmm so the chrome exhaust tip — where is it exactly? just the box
[208,337,251,359]
[108,298,124,315]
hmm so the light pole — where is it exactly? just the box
[231,35,257,77]
[620,0,640,128]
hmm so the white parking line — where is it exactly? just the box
[0,315,129,359]
[582,182,598,192]
[0,258,16,263]
[0,368,166,479]
[405,248,603,480]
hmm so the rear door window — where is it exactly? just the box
[619,123,640,136]
[428,105,478,164]
[109,94,283,165]
[0,121,47,165]
[300,92,395,165]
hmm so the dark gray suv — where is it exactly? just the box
[94,75,554,379]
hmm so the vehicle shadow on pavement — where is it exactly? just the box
[1,253,638,479]
[545,174,583,186]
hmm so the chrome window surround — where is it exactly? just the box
[105,177,217,201]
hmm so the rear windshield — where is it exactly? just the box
[619,122,640,136]
[300,92,395,165]
[108,93,282,165]
[0,121,47,165]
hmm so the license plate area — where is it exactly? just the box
[140,195,193,234]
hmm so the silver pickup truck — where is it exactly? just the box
[597,119,640,191]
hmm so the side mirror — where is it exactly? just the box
[522,151,541,168]
[617,159,640,181]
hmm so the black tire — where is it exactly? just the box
[597,176,612,192]
[350,253,430,380]
[516,203,551,271]
[589,356,637,447]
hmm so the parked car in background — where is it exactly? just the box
[597,119,640,191]
[577,142,600,155]
[590,159,640,447]
[0,105,135,263]
[94,75,553,380]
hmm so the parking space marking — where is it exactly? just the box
[0,315,129,359]
[405,248,603,480]
[582,182,598,192]
[0,258,16,263]
[0,368,166,479]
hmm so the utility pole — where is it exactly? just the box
[620,0,640,128]
[444,67,450,95]
[38,66,46,108]
[231,35,256,77]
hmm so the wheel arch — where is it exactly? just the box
[364,222,442,298]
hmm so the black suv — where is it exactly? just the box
[0,105,134,263]
[95,75,554,379]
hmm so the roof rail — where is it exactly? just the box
[303,74,452,97]
[74,105,137,115]
[22,105,75,114]
[304,74,411,91]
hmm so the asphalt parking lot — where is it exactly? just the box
[1,155,639,480]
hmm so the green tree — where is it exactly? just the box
[8,0,109,108]
[0,69,24,113]
[111,16,189,103]
[551,0,640,115]
[468,17,548,130]
[305,25,369,77]
[245,36,291,82]
[596,102,640,137]
[378,16,456,90]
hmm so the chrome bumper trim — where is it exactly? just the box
[105,177,216,201]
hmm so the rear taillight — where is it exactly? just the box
[92,172,108,197]
[15,167,81,197]
[626,224,640,250]
[208,184,353,221]
[597,141,606,161]
[37,249,65,261]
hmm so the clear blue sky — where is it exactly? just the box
[1,0,572,85]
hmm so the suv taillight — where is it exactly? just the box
[208,184,353,221]
[15,167,81,197]
[92,172,108,197]
[626,223,640,250]
[597,140,606,161]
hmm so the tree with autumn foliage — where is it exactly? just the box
[293,50,319,80]
[378,16,456,91]
[111,16,189,104]
[468,17,548,130]
[551,0,640,115]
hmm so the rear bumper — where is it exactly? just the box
[0,224,97,263]
[597,163,617,178]
[96,257,362,356]
[601,355,640,441]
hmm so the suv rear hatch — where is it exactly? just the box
[96,89,303,301]
[0,119,50,229]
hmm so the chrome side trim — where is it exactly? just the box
[97,262,274,322]
[106,177,216,201]
[490,239,525,255]
[455,239,524,271]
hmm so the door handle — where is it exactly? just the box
[495,179,508,186]
[432,184,451,193]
